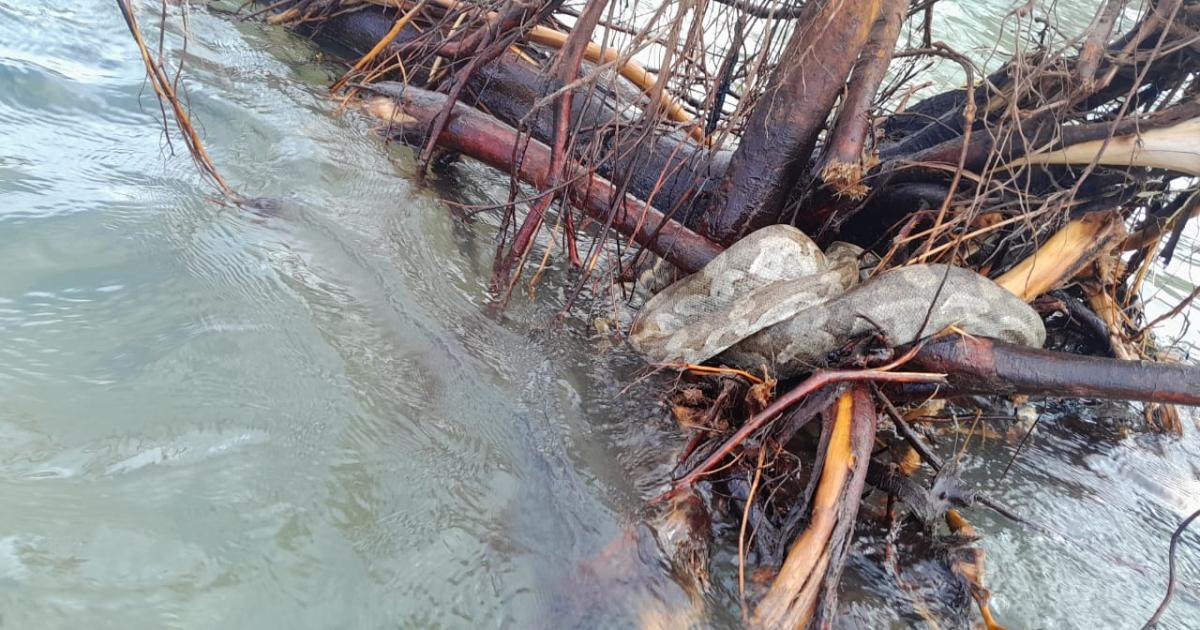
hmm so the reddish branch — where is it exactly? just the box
[363,84,723,272]
[820,0,907,184]
[700,0,885,245]
[416,0,566,173]
[655,366,946,502]
[907,335,1200,406]
[1075,0,1127,92]
[496,0,608,282]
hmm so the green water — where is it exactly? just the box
[0,1,1196,628]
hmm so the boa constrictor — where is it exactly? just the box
[629,225,1046,378]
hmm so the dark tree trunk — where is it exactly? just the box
[698,0,885,245]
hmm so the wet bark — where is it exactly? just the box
[362,84,722,271]
[284,2,728,227]
[700,0,885,245]
[896,99,1200,181]
[753,386,877,628]
[820,0,907,184]
[906,335,1200,406]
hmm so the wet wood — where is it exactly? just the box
[753,386,877,628]
[271,1,726,223]
[995,210,1127,302]
[899,100,1200,180]
[495,0,609,277]
[819,0,907,196]
[907,335,1200,406]
[361,86,723,272]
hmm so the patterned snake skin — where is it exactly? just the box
[629,225,1046,378]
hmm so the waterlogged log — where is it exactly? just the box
[361,85,723,271]
[753,386,877,628]
[701,0,885,245]
[908,335,1200,407]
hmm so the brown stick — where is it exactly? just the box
[1075,0,1128,93]
[753,385,878,628]
[701,0,885,245]
[820,0,907,196]
[362,86,723,272]
[907,335,1200,406]
[655,366,945,501]
[1142,506,1200,629]
[900,100,1200,178]
[945,509,1006,630]
[118,0,234,197]
[1136,283,1200,341]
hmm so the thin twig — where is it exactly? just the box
[1142,507,1200,629]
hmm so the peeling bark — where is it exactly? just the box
[819,0,906,195]
[753,386,877,628]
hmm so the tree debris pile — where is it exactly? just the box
[135,0,1200,626]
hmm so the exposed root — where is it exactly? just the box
[753,386,876,628]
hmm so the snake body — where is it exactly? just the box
[629,225,1046,378]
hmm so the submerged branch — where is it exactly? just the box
[118,0,235,197]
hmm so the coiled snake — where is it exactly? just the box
[629,225,1046,378]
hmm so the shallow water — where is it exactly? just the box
[0,1,1197,628]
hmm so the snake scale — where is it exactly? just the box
[629,225,1046,378]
